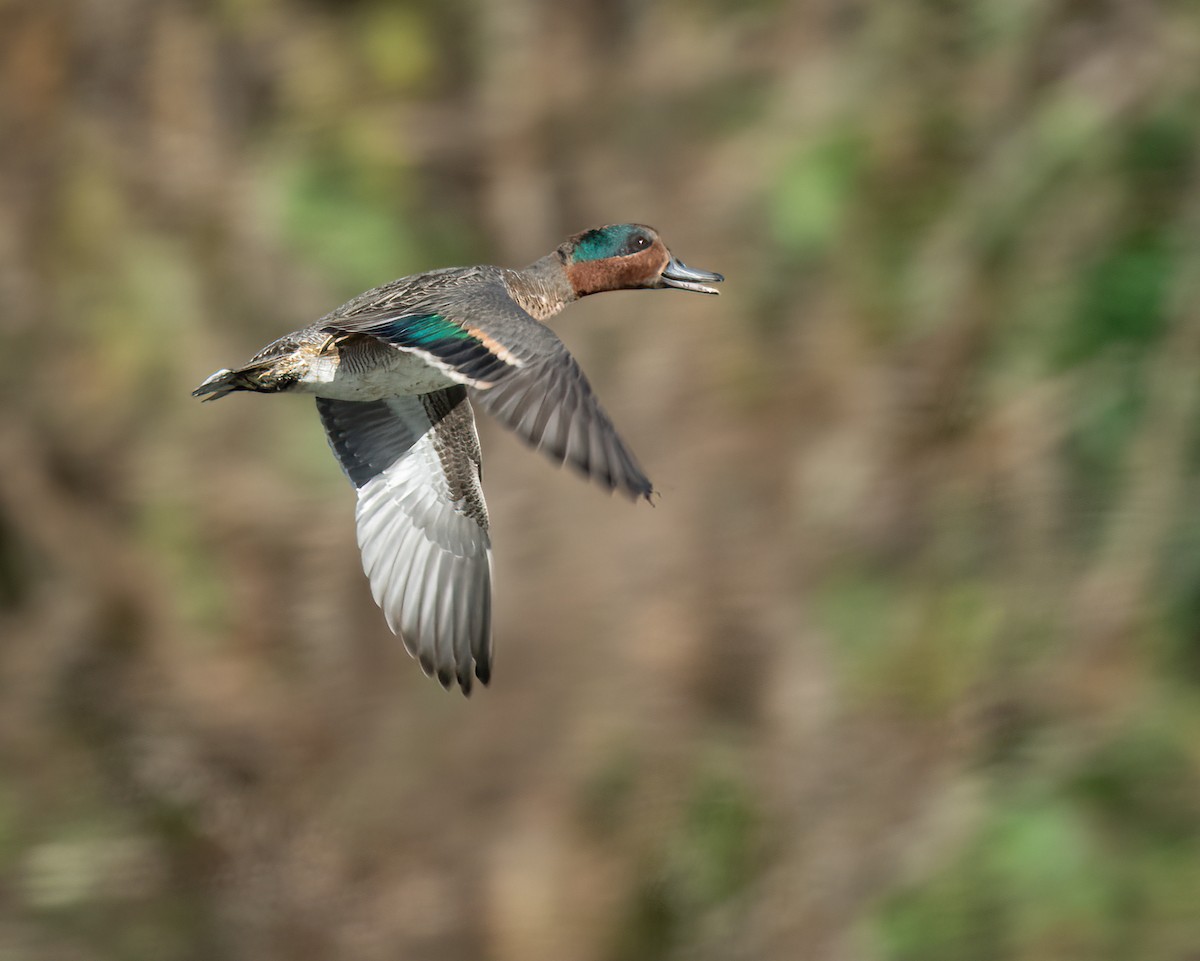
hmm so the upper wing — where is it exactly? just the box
[467,352,652,501]
[324,286,653,501]
[324,311,520,388]
[316,388,493,693]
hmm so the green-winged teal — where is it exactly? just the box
[194,224,723,693]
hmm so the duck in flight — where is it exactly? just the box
[194,224,723,693]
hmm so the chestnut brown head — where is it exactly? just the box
[561,224,723,298]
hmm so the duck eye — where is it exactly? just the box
[627,234,651,254]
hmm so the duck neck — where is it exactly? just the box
[503,252,578,321]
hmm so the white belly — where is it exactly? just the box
[298,350,460,400]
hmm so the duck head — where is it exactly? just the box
[561,224,724,298]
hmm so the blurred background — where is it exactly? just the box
[2,0,1200,958]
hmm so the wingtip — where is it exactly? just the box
[452,656,492,696]
[456,663,475,696]
[620,478,655,504]
[417,650,437,679]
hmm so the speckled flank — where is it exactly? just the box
[296,336,459,400]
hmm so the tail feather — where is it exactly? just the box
[193,355,299,401]
[192,367,254,401]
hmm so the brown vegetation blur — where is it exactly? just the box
[2,1,1200,959]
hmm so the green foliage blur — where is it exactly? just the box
[2,0,1199,959]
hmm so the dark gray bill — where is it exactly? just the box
[660,255,724,295]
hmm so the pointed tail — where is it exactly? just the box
[192,367,255,401]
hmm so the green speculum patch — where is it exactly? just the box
[400,313,473,346]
